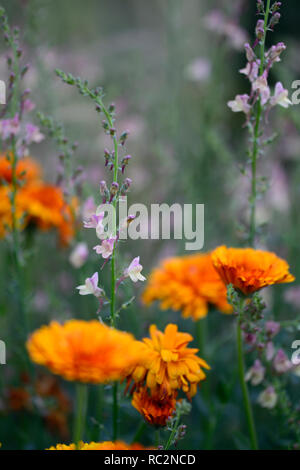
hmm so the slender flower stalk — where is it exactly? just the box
[56,70,146,444]
[73,383,88,447]
[0,10,29,344]
[226,0,293,450]
[249,0,271,246]
[236,317,258,450]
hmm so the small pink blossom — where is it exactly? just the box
[244,43,256,62]
[25,123,45,144]
[267,42,286,63]
[239,60,259,82]
[124,256,146,283]
[270,82,292,108]
[265,321,280,338]
[252,74,270,105]
[83,212,105,240]
[81,196,96,220]
[76,272,103,297]
[23,99,35,112]
[266,342,275,361]
[257,386,277,409]
[0,114,20,140]
[93,236,116,259]
[273,349,292,374]
[228,94,251,114]
[69,242,89,269]
[245,359,265,386]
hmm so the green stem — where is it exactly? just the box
[155,429,161,448]
[164,413,180,450]
[236,321,258,450]
[249,0,271,247]
[94,95,120,440]
[112,382,119,441]
[73,383,88,447]
[196,318,206,357]
[131,421,146,444]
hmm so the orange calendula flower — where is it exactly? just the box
[142,253,232,320]
[47,441,150,450]
[211,245,295,295]
[127,323,210,399]
[27,320,143,384]
[132,386,177,427]
[0,183,77,245]
[0,154,42,184]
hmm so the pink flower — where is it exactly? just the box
[245,359,265,386]
[228,94,251,114]
[265,321,280,338]
[81,196,96,220]
[252,74,270,105]
[244,43,256,62]
[0,114,20,140]
[25,124,45,144]
[76,272,103,297]
[266,342,275,361]
[93,236,116,259]
[239,60,259,82]
[270,82,292,108]
[273,349,292,374]
[124,256,146,283]
[69,242,89,269]
[83,212,105,240]
[23,99,35,113]
[267,42,286,63]
[257,386,277,409]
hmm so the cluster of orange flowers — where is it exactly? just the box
[27,320,209,430]
[143,247,295,319]
[47,441,150,450]
[26,245,295,447]
[0,155,76,244]
[142,253,232,320]
[27,320,144,384]
[126,323,210,427]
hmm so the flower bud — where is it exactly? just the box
[255,20,264,40]
[120,177,132,196]
[109,182,119,202]
[121,154,132,174]
[120,130,130,146]
[270,12,281,28]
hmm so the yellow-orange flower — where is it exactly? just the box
[27,320,143,384]
[47,441,150,450]
[211,245,295,295]
[0,154,42,184]
[142,253,232,320]
[127,324,210,399]
[0,183,77,244]
[132,386,177,427]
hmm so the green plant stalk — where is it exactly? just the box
[73,383,88,447]
[95,96,120,441]
[164,413,180,450]
[236,319,258,450]
[131,421,146,444]
[9,45,30,347]
[243,1,271,448]
[249,0,271,246]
